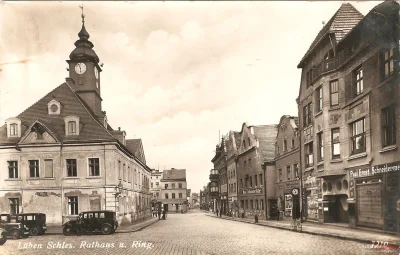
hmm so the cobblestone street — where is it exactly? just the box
[1,210,393,255]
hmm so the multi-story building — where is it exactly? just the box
[274,116,300,220]
[225,131,241,216]
[210,139,228,215]
[237,123,277,219]
[297,1,400,233]
[150,169,162,201]
[0,13,152,224]
[160,168,188,212]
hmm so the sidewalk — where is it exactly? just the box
[45,217,159,235]
[206,213,400,247]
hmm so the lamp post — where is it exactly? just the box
[113,181,123,213]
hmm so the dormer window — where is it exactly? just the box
[10,124,18,136]
[47,99,61,115]
[5,118,21,138]
[68,121,77,134]
[64,116,80,136]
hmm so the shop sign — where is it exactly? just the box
[243,188,262,195]
[350,161,400,179]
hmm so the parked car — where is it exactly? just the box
[16,213,47,236]
[0,214,29,239]
[0,228,7,245]
[62,210,118,235]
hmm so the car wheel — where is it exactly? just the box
[30,227,39,236]
[63,226,73,236]
[0,235,6,245]
[101,224,112,235]
[12,229,20,240]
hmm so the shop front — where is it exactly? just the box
[276,180,299,220]
[321,175,350,224]
[303,176,321,221]
[350,161,400,232]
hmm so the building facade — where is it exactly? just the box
[210,139,227,215]
[274,116,300,220]
[160,168,188,213]
[0,14,152,225]
[225,131,241,217]
[297,1,400,233]
[150,169,162,201]
[237,123,277,220]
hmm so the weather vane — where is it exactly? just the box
[79,3,85,23]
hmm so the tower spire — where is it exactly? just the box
[79,3,85,24]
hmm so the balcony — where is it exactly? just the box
[312,49,351,83]
[209,169,219,182]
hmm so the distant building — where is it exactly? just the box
[210,139,227,215]
[225,131,241,216]
[237,123,278,219]
[150,169,162,201]
[160,168,188,212]
[274,115,300,220]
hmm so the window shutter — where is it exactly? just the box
[44,159,53,178]
[344,73,353,101]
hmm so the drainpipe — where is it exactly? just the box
[104,145,106,210]
[262,162,268,220]
[60,142,63,224]
[297,97,304,223]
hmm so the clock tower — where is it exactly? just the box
[67,11,103,117]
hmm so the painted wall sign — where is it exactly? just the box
[35,192,61,197]
[243,188,262,195]
[350,161,400,179]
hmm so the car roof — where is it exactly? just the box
[80,210,115,213]
[18,213,46,216]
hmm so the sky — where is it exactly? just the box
[0,1,382,193]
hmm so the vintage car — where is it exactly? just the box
[62,210,118,235]
[0,214,29,239]
[0,228,7,245]
[16,213,47,236]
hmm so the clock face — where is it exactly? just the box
[292,188,299,196]
[50,104,58,113]
[75,63,86,74]
[94,67,99,79]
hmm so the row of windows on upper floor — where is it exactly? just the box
[276,138,297,156]
[164,193,185,199]
[117,160,150,188]
[277,163,300,182]
[304,111,396,168]
[238,173,264,189]
[6,158,150,188]
[303,47,398,128]
[163,183,184,189]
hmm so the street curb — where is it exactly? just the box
[205,214,399,247]
[44,219,160,236]
[117,219,159,233]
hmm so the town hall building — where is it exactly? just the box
[0,12,152,224]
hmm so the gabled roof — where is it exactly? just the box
[298,3,364,68]
[126,139,146,164]
[251,125,278,162]
[0,82,117,146]
[162,168,186,181]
